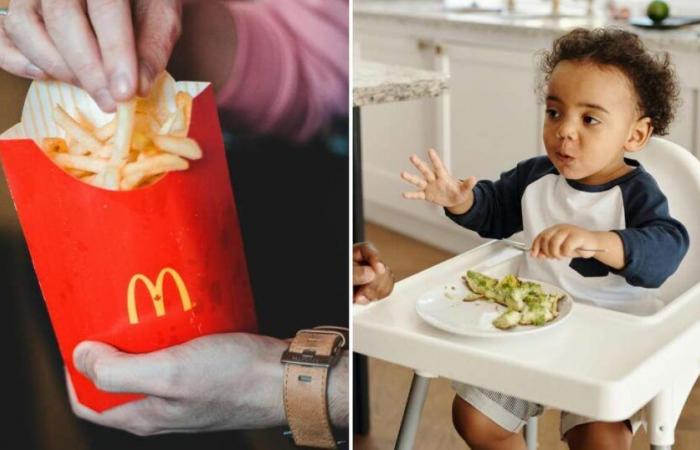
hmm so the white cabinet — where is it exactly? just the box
[445,43,542,181]
[356,32,445,228]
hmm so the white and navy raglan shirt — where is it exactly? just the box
[446,156,689,314]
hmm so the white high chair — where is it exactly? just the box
[520,137,700,450]
[353,137,700,450]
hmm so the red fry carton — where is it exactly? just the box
[0,77,257,412]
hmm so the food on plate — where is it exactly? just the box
[460,270,565,330]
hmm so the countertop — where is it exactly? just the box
[353,60,448,107]
[355,1,700,53]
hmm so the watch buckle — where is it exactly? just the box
[280,329,344,368]
[281,348,341,368]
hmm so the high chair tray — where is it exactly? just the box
[353,240,700,421]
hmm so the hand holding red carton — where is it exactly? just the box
[0,73,258,412]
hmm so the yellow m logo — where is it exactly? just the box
[127,267,193,325]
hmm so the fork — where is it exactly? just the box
[501,238,607,253]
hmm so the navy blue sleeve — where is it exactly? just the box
[612,173,689,288]
[444,156,553,239]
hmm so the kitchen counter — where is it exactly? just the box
[353,61,448,107]
[355,1,700,53]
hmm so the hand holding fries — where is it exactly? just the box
[0,0,183,110]
[41,87,201,191]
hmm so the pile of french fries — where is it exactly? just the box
[41,90,202,190]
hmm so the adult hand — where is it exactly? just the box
[353,241,383,286]
[68,333,347,435]
[0,0,182,111]
[353,242,394,304]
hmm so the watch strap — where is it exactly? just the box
[282,330,342,448]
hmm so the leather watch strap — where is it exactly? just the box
[282,330,343,448]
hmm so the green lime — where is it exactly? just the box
[647,0,670,23]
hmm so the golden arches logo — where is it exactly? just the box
[127,267,193,325]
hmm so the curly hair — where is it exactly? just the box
[538,28,679,136]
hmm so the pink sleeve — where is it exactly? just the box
[217,0,348,142]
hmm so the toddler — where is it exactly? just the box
[400,28,689,450]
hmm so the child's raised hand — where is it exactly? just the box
[531,224,600,260]
[401,148,477,212]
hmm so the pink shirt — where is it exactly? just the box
[217,0,348,142]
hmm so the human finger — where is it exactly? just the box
[357,272,394,301]
[548,230,568,259]
[353,264,375,286]
[0,17,47,79]
[133,0,182,96]
[87,0,137,101]
[533,230,553,258]
[460,176,477,194]
[428,148,448,179]
[400,171,427,189]
[4,0,74,82]
[402,191,426,200]
[354,294,369,305]
[73,341,179,397]
[409,154,436,182]
[530,235,540,258]
[67,373,179,436]
[42,0,114,111]
[355,242,384,274]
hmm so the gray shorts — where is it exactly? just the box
[453,382,643,438]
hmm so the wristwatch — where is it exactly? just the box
[281,326,348,448]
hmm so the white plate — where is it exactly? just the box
[415,276,573,337]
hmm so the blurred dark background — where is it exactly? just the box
[0,72,348,449]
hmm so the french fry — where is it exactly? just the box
[52,153,107,174]
[159,110,178,135]
[131,132,152,152]
[140,174,164,187]
[80,174,96,184]
[119,174,142,191]
[110,101,136,164]
[90,171,107,188]
[93,144,112,159]
[164,92,192,136]
[134,112,161,134]
[121,154,189,190]
[54,105,104,152]
[42,138,68,154]
[76,109,95,131]
[151,135,202,160]
[66,168,93,178]
[176,92,192,126]
[123,153,189,178]
[94,118,117,142]
[42,84,200,190]
[66,137,91,155]
[101,166,121,191]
